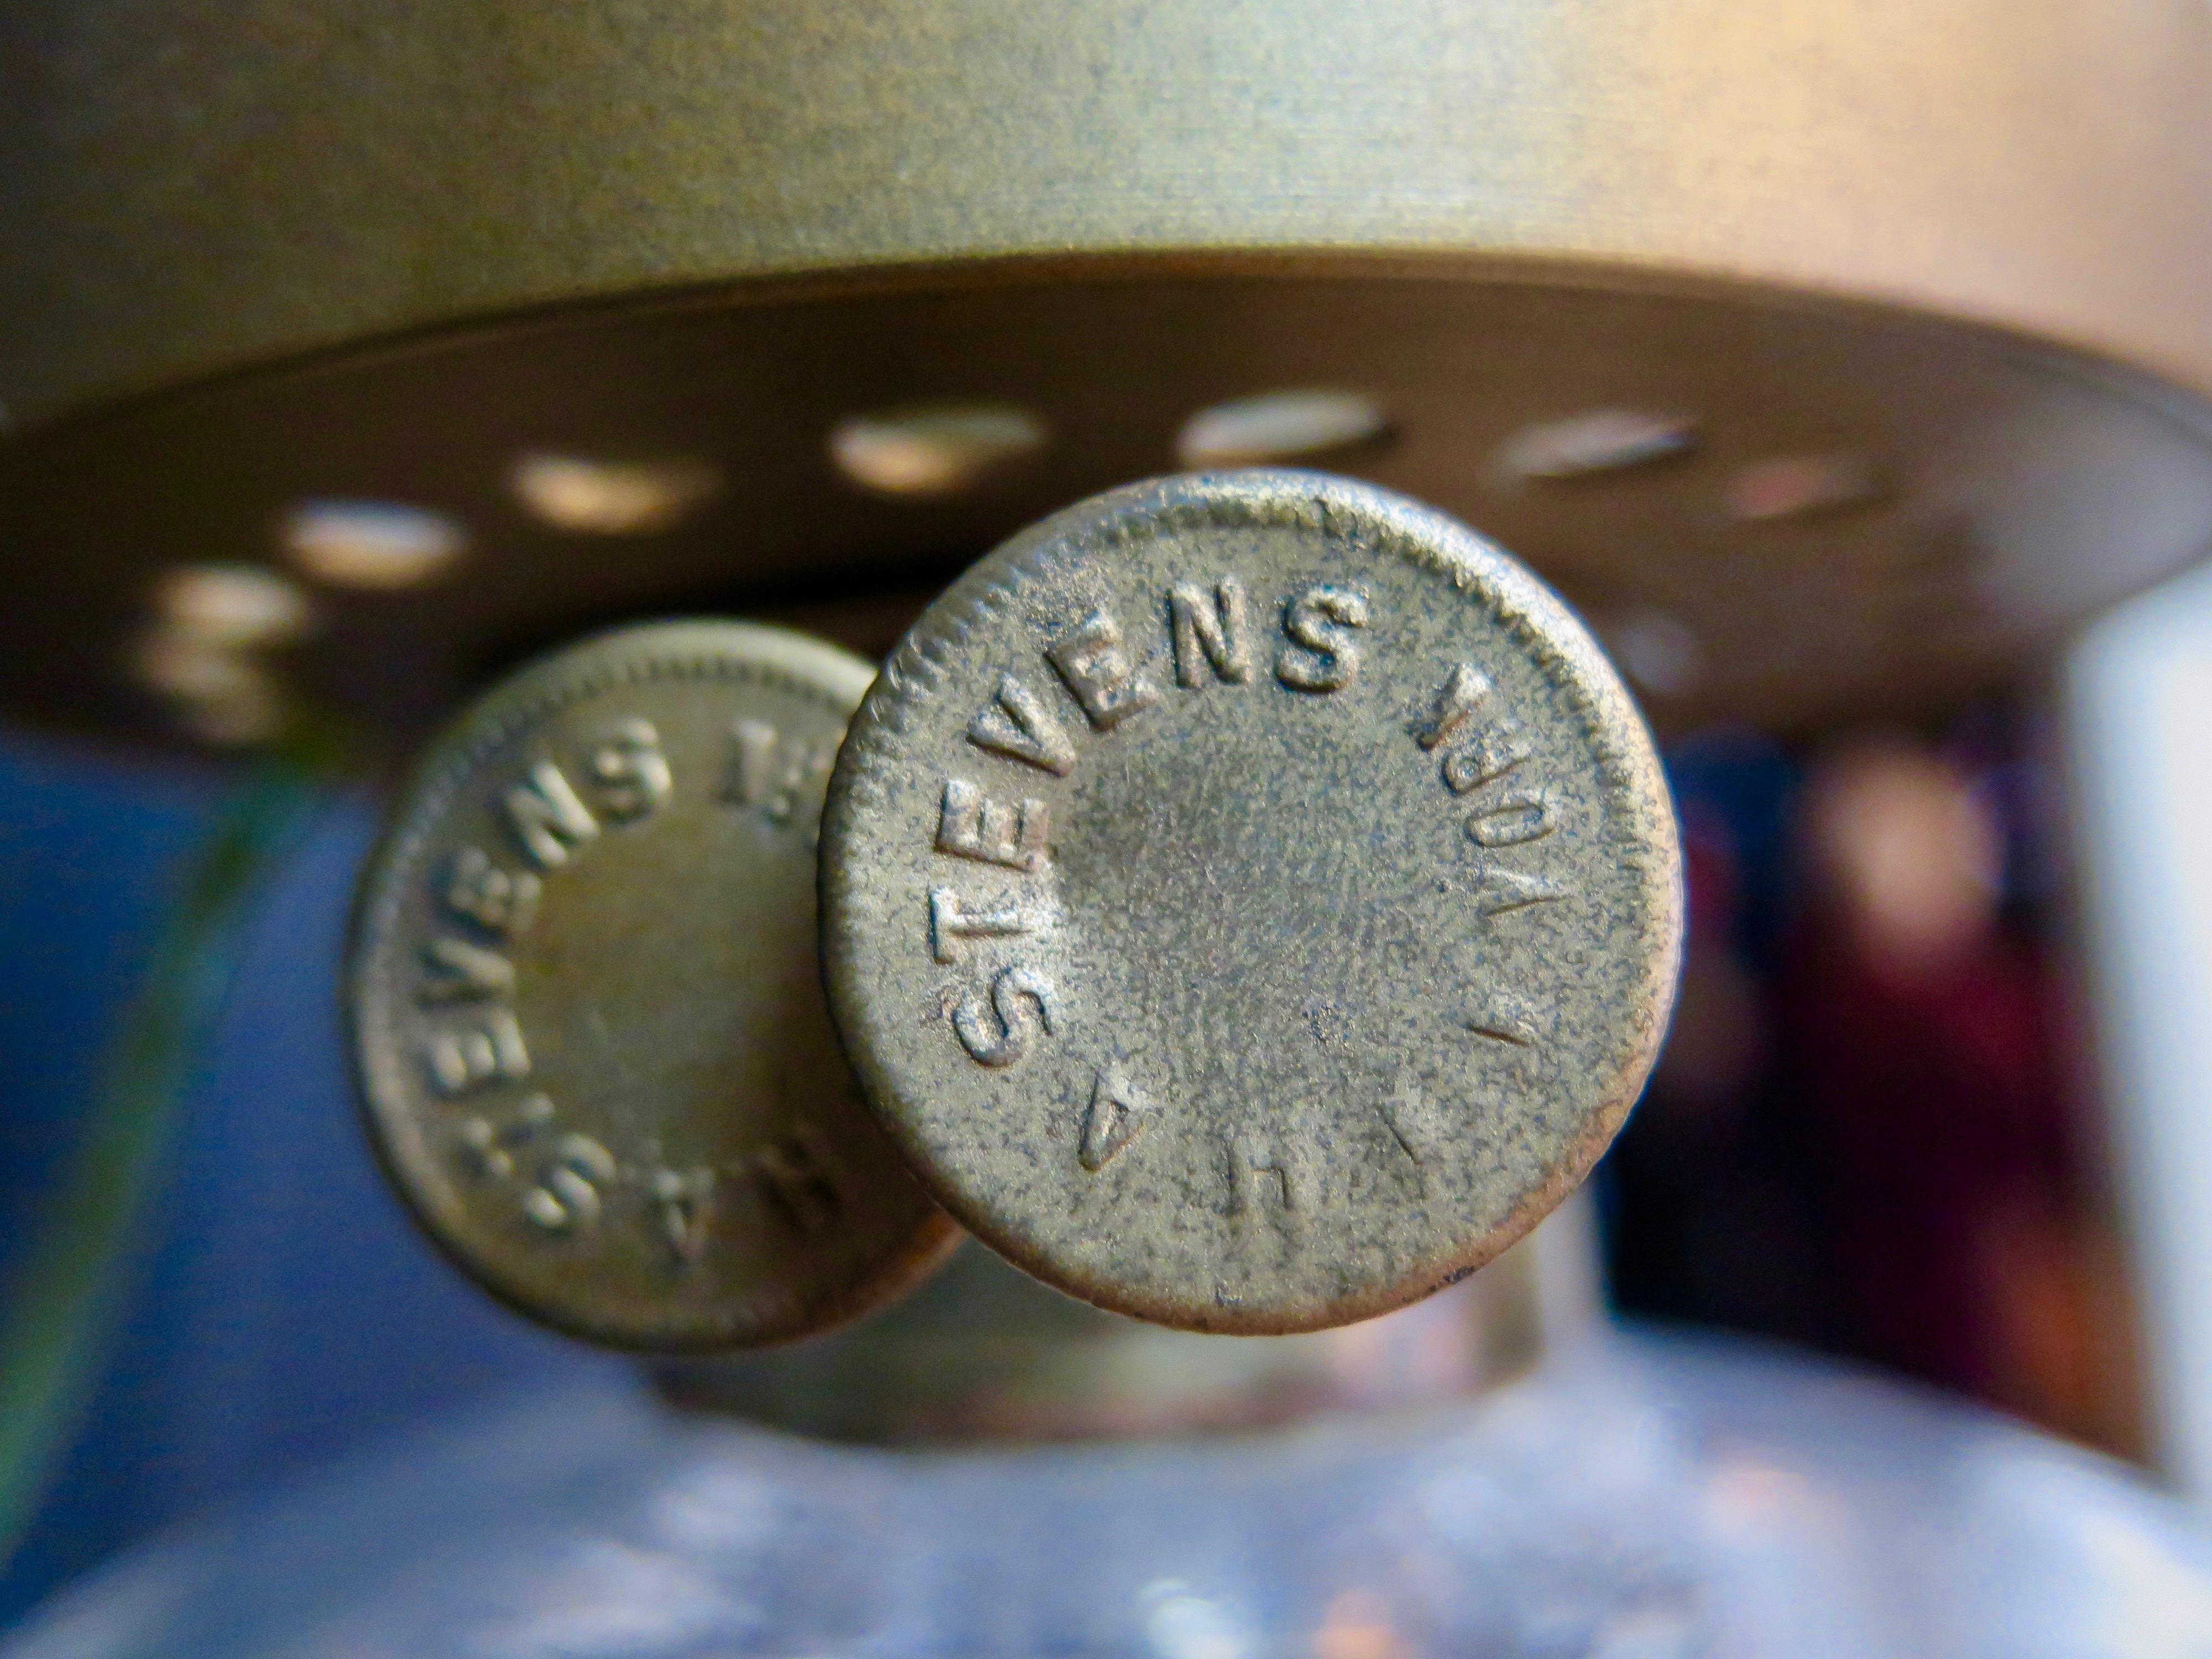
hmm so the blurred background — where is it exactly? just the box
[7,557,2210,1620]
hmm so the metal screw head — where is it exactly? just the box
[821,469,1682,1334]
[348,620,958,1351]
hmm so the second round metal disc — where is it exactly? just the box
[821,471,1682,1334]
[349,620,958,1350]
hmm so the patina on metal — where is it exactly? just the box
[349,620,958,1350]
[821,470,1682,1334]
[8,1,2212,428]
[9,4,2212,753]
[7,0,2207,1447]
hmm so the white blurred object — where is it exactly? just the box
[2068,560,2212,1500]
[11,1332,2209,1657]
[510,454,721,534]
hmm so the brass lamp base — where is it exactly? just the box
[6,259,2211,755]
[5,0,2211,752]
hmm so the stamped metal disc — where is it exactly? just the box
[349,620,958,1350]
[822,471,1682,1333]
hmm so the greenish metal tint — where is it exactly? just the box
[0,730,340,1567]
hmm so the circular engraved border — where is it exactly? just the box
[821,469,1683,1333]
[348,619,959,1352]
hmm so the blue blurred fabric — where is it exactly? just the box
[0,726,598,1626]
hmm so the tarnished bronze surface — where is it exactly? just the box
[349,621,957,1350]
[9,0,2200,1451]
[8,3,2212,752]
[9,268,2212,755]
[7,1,2212,425]
[821,471,1681,1333]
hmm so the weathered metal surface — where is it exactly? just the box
[8,3,2212,751]
[7,1,2212,425]
[348,620,957,1350]
[821,471,1681,1333]
[15,269,2212,754]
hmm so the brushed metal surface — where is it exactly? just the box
[4,1,2212,424]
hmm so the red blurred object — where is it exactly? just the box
[1782,738,2136,1448]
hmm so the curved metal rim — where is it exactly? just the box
[12,248,2212,462]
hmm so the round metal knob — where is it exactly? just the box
[820,470,1681,1333]
[348,620,957,1350]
